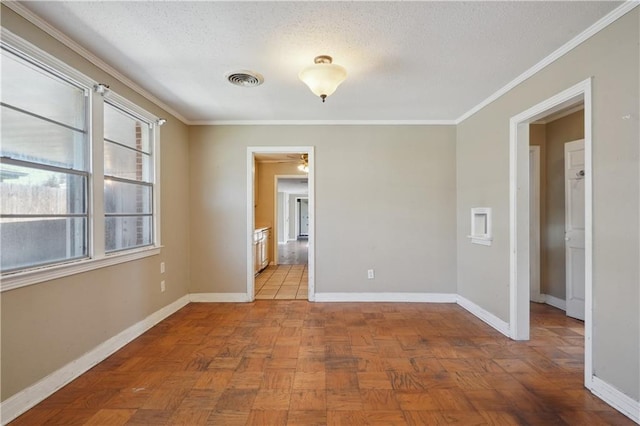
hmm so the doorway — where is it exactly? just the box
[246,146,315,302]
[297,197,309,238]
[510,78,593,388]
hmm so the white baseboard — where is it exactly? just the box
[541,293,566,311]
[456,295,510,337]
[313,292,456,303]
[591,376,640,424]
[0,294,190,425]
[189,292,250,302]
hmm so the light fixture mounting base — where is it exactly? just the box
[314,55,333,64]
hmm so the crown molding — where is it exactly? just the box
[189,119,456,126]
[456,1,639,124]
[3,0,188,124]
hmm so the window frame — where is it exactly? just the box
[0,29,162,292]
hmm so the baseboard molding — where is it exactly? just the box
[591,376,640,424]
[189,293,250,302]
[541,293,566,311]
[0,295,190,425]
[313,292,457,303]
[456,295,510,337]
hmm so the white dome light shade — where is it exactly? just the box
[298,55,347,102]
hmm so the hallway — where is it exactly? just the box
[278,239,308,265]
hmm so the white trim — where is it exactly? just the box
[541,293,566,311]
[2,1,188,124]
[457,2,639,124]
[509,78,593,387]
[533,104,585,125]
[189,120,456,126]
[247,146,316,302]
[529,146,543,303]
[456,295,511,337]
[0,247,161,292]
[0,295,189,425]
[314,292,456,303]
[189,293,250,303]
[591,377,640,424]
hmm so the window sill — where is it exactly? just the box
[0,246,162,292]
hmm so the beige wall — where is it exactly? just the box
[255,162,307,262]
[543,110,585,299]
[189,125,457,295]
[457,9,639,401]
[1,6,191,401]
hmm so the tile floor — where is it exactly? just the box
[255,265,308,300]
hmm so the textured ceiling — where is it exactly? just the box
[22,1,620,123]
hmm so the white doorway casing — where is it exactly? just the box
[529,145,543,303]
[509,78,592,387]
[247,146,315,301]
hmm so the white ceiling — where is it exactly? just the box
[21,1,620,124]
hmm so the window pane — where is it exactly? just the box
[0,217,87,272]
[1,106,87,170]
[104,180,152,214]
[104,142,151,182]
[105,216,152,252]
[1,48,85,130]
[0,164,86,215]
[104,103,150,153]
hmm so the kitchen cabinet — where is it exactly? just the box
[254,227,270,274]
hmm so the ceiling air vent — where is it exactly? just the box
[226,70,264,87]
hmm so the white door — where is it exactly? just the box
[565,139,585,320]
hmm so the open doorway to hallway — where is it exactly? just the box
[510,78,592,388]
[247,147,314,301]
[529,102,585,321]
[256,175,309,299]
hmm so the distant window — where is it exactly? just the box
[0,33,161,284]
[0,47,89,272]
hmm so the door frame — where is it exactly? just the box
[247,146,315,302]
[509,78,592,388]
[529,145,543,303]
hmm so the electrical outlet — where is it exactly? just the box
[367,269,375,279]
[160,262,165,274]
[160,280,166,292]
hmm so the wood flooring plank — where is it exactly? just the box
[84,409,136,425]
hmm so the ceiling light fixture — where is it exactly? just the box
[297,154,309,173]
[298,55,347,103]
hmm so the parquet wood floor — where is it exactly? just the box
[10,302,633,425]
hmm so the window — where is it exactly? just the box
[0,46,89,272]
[104,102,154,252]
[0,32,162,289]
